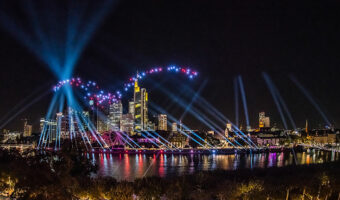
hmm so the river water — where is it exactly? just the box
[91,150,339,181]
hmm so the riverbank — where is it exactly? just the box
[125,161,340,200]
[1,148,339,199]
[43,145,308,155]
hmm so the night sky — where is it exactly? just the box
[0,0,339,132]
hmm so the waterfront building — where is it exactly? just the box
[23,119,32,137]
[133,79,148,131]
[158,114,167,131]
[259,112,271,128]
[39,118,45,133]
[120,114,134,134]
[169,132,187,148]
[109,100,123,131]
[225,124,229,137]
[129,101,135,116]
[172,122,177,132]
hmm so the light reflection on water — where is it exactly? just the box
[92,150,340,181]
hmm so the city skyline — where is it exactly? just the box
[0,70,336,134]
[1,0,340,132]
[0,1,340,199]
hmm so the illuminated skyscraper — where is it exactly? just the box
[172,122,177,132]
[133,79,148,131]
[109,100,123,131]
[141,88,148,129]
[23,119,32,137]
[40,118,45,133]
[259,112,270,128]
[259,112,265,128]
[158,114,167,131]
[129,101,135,116]
[225,123,229,137]
[47,120,57,142]
[82,111,90,131]
[264,117,270,128]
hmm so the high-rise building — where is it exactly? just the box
[158,114,167,131]
[23,120,32,137]
[48,120,57,142]
[120,114,134,134]
[40,118,45,133]
[264,117,270,128]
[109,100,123,131]
[129,101,135,116]
[59,113,69,139]
[40,119,57,142]
[259,112,265,128]
[40,118,57,141]
[172,122,178,132]
[259,112,270,128]
[141,88,148,129]
[134,79,142,130]
[82,111,90,131]
[226,123,232,132]
[133,79,148,131]
[225,123,229,137]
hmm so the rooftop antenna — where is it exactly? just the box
[305,119,308,136]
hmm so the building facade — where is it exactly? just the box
[120,114,134,134]
[158,114,167,131]
[133,79,148,131]
[109,100,123,131]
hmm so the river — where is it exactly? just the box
[91,150,339,181]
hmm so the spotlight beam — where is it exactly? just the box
[181,85,257,148]
[180,79,207,121]
[290,75,331,126]
[262,73,288,130]
[237,76,250,128]
[234,77,239,127]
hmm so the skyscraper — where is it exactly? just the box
[23,119,32,137]
[172,122,177,132]
[225,123,229,137]
[264,117,270,128]
[141,88,148,129]
[259,112,270,128]
[133,79,148,131]
[109,100,123,131]
[82,111,90,131]
[259,112,265,128]
[158,114,167,131]
[56,112,63,140]
[40,118,45,133]
[129,101,135,116]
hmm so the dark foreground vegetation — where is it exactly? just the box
[0,146,339,200]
